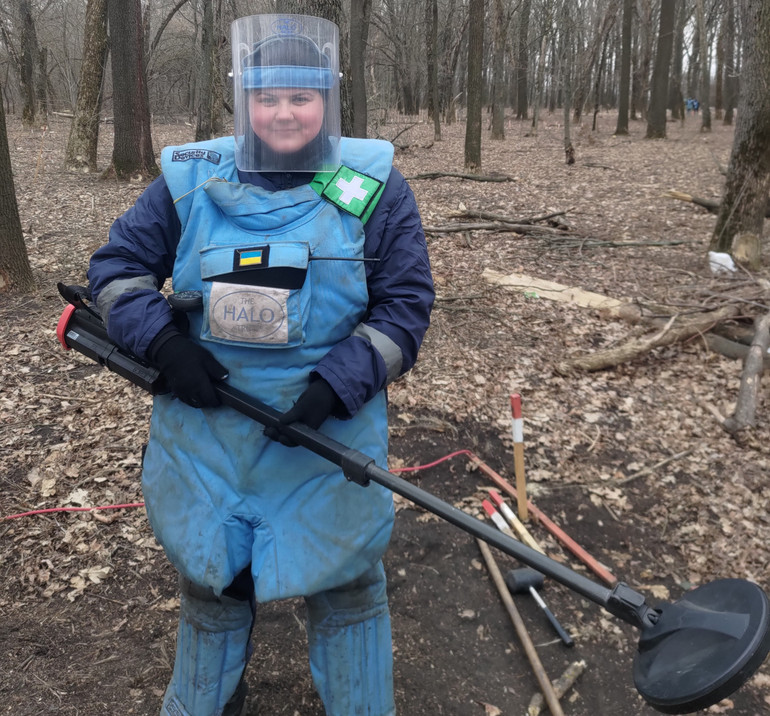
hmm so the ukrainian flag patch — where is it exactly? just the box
[234,246,269,270]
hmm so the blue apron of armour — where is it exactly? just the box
[142,136,396,601]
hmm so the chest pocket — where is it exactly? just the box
[199,241,311,348]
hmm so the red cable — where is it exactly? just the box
[3,503,145,520]
[4,450,472,521]
[390,449,473,473]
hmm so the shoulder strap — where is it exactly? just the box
[160,137,237,225]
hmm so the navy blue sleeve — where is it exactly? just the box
[312,168,434,418]
[87,175,181,357]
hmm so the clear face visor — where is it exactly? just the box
[231,15,341,173]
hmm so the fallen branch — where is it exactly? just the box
[380,123,418,143]
[555,305,739,373]
[618,450,694,485]
[711,321,758,346]
[703,333,770,371]
[448,208,573,226]
[527,660,587,716]
[665,190,770,218]
[583,162,617,170]
[405,171,515,182]
[723,312,770,433]
[547,238,686,249]
[696,397,728,427]
[424,222,565,235]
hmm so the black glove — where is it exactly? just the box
[264,379,340,447]
[148,329,228,408]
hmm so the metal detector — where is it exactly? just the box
[56,289,770,714]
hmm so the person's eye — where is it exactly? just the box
[293,95,311,105]
[256,95,276,106]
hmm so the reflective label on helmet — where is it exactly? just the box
[208,282,288,343]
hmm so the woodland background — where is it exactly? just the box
[1,0,770,715]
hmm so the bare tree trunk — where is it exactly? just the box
[442,11,469,125]
[646,0,677,139]
[561,0,574,163]
[515,0,531,120]
[632,0,653,120]
[464,0,484,172]
[0,96,34,293]
[723,0,737,125]
[351,0,372,138]
[592,37,608,131]
[669,0,686,120]
[490,0,507,139]
[19,0,46,127]
[697,0,711,131]
[710,0,770,268]
[149,1,187,53]
[195,0,214,141]
[530,30,547,135]
[572,0,618,125]
[723,314,770,433]
[426,0,441,140]
[615,0,633,134]
[105,0,158,180]
[65,0,108,172]
[211,0,225,136]
[714,17,724,120]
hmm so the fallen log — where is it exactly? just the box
[710,321,758,346]
[484,269,761,372]
[665,190,770,218]
[448,208,573,227]
[723,313,770,433]
[405,171,516,182]
[554,305,739,373]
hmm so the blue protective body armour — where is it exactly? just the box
[142,136,396,601]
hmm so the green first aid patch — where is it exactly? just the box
[320,166,384,220]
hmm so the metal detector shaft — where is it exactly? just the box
[56,299,656,630]
[214,382,654,627]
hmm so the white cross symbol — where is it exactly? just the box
[335,175,369,205]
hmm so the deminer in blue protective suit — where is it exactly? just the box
[87,14,434,716]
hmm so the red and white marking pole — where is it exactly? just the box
[511,393,528,522]
[481,499,515,539]
[489,489,543,554]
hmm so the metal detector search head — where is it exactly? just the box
[633,578,770,714]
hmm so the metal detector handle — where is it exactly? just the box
[57,304,165,394]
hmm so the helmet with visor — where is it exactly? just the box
[231,15,341,172]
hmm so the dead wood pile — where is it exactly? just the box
[484,256,770,436]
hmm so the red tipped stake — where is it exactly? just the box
[510,393,528,522]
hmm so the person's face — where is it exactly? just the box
[248,88,325,154]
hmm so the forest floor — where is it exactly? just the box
[1,110,770,716]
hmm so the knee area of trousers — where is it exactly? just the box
[306,564,389,627]
[179,578,254,632]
